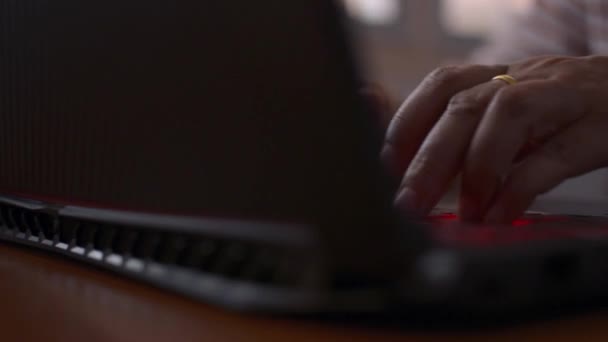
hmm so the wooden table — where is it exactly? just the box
[1,242,607,342]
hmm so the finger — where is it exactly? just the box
[394,80,506,215]
[381,64,507,180]
[460,80,585,221]
[485,120,608,223]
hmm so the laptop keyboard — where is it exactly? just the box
[427,210,608,247]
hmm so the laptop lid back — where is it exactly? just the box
[1,0,410,278]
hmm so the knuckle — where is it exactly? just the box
[553,60,586,78]
[492,87,527,119]
[584,55,608,67]
[425,65,461,88]
[525,56,568,69]
[554,56,578,66]
[540,56,571,67]
[445,92,485,118]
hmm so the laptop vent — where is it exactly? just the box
[0,203,303,287]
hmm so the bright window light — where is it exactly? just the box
[343,0,400,26]
[440,0,533,38]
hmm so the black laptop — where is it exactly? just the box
[2,0,608,318]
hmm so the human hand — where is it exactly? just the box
[382,56,608,223]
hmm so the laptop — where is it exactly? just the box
[2,0,608,319]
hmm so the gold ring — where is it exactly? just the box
[492,74,517,85]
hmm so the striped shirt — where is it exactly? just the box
[472,0,608,64]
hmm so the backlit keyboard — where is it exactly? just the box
[427,210,608,247]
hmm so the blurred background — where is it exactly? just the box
[344,0,533,108]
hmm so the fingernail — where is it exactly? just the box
[459,196,479,222]
[395,187,424,216]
